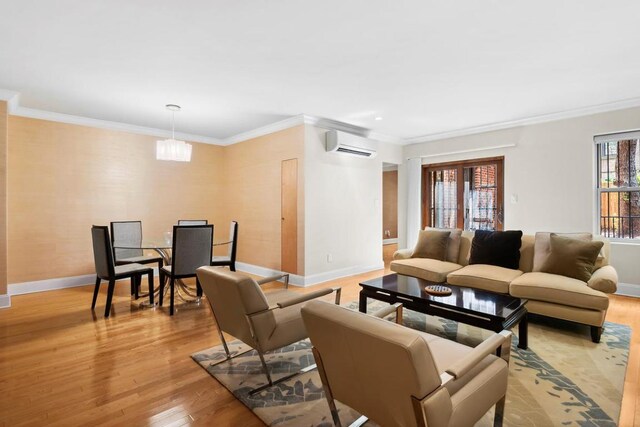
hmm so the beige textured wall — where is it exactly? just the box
[7,116,226,284]
[382,170,398,239]
[0,102,7,295]
[220,125,305,273]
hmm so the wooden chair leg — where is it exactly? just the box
[230,261,236,272]
[159,271,165,306]
[169,277,175,316]
[148,271,155,305]
[104,279,116,318]
[91,277,101,309]
[196,277,202,297]
[134,275,140,300]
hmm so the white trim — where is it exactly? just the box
[236,261,385,287]
[0,89,19,103]
[11,106,222,145]
[405,96,640,144]
[383,238,398,245]
[9,273,97,295]
[615,283,640,298]
[220,115,306,145]
[0,294,11,309]
[413,144,517,160]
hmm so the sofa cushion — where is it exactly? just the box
[469,230,523,269]
[510,272,609,311]
[446,264,523,294]
[540,234,604,282]
[532,232,592,271]
[427,227,463,263]
[391,258,462,283]
[412,229,451,261]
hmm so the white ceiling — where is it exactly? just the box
[1,1,640,143]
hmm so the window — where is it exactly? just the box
[422,157,504,231]
[595,131,640,240]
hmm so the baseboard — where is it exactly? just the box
[0,294,11,308]
[615,282,640,298]
[383,238,398,245]
[236,262,385,287]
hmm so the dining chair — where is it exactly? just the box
[211,221,238,271]
[177,219,208,225]
[301,300,512,427]
[196,267,342,394]
[159,224,213,315]
[91,225,155,318]
[110,221,163,297]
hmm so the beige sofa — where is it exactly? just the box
[391,231,618,343]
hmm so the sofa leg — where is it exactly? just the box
[591,326,603,343]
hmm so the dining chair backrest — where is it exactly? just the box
[227,221,238,259]
[111,221,144,260]
[171,225,213,276]
[177,219,208,226]
[92,225,116,279]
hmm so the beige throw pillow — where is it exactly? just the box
[426,227,462,263]
[412,230,451,261]
[532,232,592,272]
[540,234,604,282]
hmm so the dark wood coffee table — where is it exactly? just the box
[359,273,528,349]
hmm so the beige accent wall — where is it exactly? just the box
[218,125,305,274]
[6,117,306,288]
[0,102,7,295]
[7,116,226,284]
[382,170,398,239]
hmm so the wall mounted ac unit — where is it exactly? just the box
[325,130,378,158]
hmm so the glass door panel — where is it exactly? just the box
[464,164,498,230]
[429,168,457,228]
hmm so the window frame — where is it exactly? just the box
[594,131,640,243]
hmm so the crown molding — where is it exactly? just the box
[405,96,640,145]
[12,106,221,145]
[302,115,404,145]
[219,114,306,145]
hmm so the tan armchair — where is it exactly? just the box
[196,267,341,394]
[301,300,512,427]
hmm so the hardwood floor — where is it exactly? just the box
[1,253,638,426]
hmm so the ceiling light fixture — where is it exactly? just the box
[156,104,192,162]
[374,116,383,121]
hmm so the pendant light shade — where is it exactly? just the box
[156,104,192,162]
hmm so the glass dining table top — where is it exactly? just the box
[113,240,231,250]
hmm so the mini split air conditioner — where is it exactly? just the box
[325,130,378,158]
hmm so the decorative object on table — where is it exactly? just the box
[192,301,630,427]
[177,219,208,225]
[195,267,341,394]
[90,225,155,317]
[424,284,452,296]
[211,221,238,271]
[159,224,213,315]
[156,104,192,162]
[110,221,163,297]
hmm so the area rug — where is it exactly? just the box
[191,302,630,426]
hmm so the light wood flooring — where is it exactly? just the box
[1,247,639,426]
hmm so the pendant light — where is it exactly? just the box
[156,104,192,162]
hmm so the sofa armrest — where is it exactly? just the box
[588,265,618,294]
[445,331,511,379]
[393,248,414,260]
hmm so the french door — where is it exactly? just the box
[422,157,504,231]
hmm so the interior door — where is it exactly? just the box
[281,158,298,274]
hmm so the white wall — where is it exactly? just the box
[304,125,402,279]
[401,106,640,289]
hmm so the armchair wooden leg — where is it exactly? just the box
[494,395,506,427]
[104,279,116,318]
[169,277,175,316]
[91,277,101,310]
[148,271,154,304]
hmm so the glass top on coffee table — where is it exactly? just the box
[359,273,528,349]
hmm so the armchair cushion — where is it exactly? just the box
[391,258,462,283]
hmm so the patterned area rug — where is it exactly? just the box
[191,302,630,426]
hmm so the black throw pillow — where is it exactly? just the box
[469,230,523,270]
